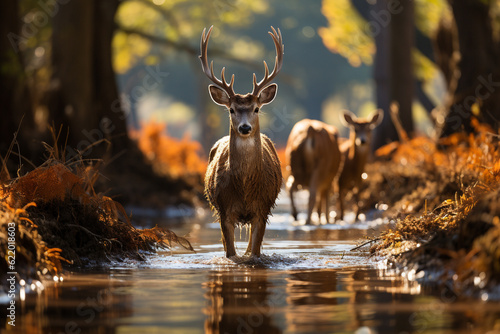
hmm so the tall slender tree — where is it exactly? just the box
[375,0,415,148]
[439,0,500,136]
[48,0,129,159]
[0,0,34,157]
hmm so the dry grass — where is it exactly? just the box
[1,130,194,285]
[0,201,66,284]
[369,118,500,292]
[131,121,207,178]
[1,159,193,265]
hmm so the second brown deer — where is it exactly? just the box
[337,109,383,221]
[200,26,283,258]
[285,119,341,225]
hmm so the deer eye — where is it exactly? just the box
[254,107,259,113]
[229,108,234,114]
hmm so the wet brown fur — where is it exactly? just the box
[285,119,341,224]
[200,26,283,258]
[205,126,282,257]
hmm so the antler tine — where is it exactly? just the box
[252,26,284,96]
[199,26,235,97]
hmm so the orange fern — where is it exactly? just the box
[132,121,207,177]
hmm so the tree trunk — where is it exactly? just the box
[353,0,433,124]
[46,0,198,206]
[372,0,415,150]
[48,0,129,160]
[93,0,130,154]
[440,0,500,136]
[0,0,34,157]
[389,0,414,137]
[371,0,392,150]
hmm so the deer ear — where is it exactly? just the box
[209,85,231,107]
[341,111,356,126]
[369,109,384,128]
[258,84,277,105]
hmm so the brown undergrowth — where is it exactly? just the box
[131,121,207,178]
[0,201,66,286]
[1,133,194,287]
[364,119,500,293]
[126,121,207,207]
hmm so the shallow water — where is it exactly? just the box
[4,191,500,333]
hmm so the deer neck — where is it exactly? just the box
[348,132,357,160]
[348,133,369,172]
[228,125,262,179]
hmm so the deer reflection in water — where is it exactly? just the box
[202,269,354,334]
[203,270,282,334]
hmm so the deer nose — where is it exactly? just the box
[239,124,252,135]
[356,137,367,146]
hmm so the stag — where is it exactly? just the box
[200,26,283,258]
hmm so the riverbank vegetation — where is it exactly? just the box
[0,137,193,286]
[360,119,500,294]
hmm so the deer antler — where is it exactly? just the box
[199,26,236,98]
[252,26,284,96]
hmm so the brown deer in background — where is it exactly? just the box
[285,119,341,225]
[337,110,383,221]
[200,26,283,258]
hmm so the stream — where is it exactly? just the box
[4,191,500,333]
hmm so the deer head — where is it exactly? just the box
[200,26,283,138]
[341,110,383,148]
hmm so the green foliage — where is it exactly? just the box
[114,30,152,74]
[414,0,447,36]
[114,0,270,73]
[319,0,446,82]
[413,49,439,83]
[318,0,374,67]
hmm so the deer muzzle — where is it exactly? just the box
[238,124,252,135]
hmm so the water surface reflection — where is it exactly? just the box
[4,206,500,334]
[204,270,281,334]
[6,266,500,333]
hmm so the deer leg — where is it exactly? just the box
[245,216,265,256]
[249,218,266,257]
[323,188,330,224]
[306,171,320,225]
[353,189,360,221]
[316,189,329,224]
[315,191,323,223]
[287,176,299,220]
[245,224,253,255]
[220,215,236,257]
[314,195,323,223]
[337,189,345,221]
